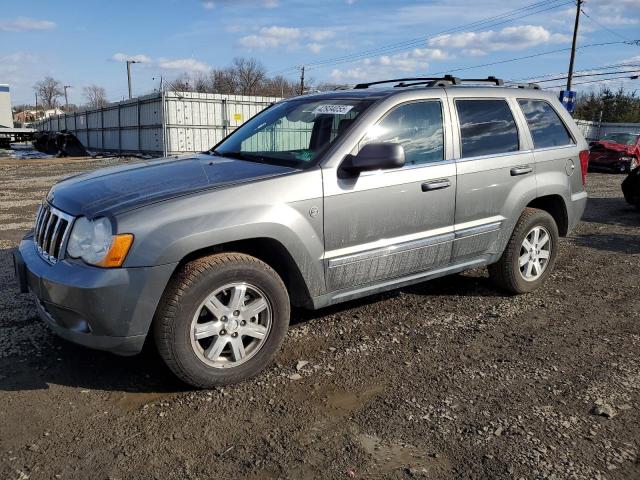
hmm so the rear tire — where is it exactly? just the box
[488,208,559,294]
[154,252,290,388]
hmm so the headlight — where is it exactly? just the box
[67,217,133,267]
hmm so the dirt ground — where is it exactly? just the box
[0,156,638,480]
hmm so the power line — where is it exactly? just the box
[429,41,635,77]
[533,69,640,83]
[270,0,573,75]
[542,74,639,89]
[514,61,640,82]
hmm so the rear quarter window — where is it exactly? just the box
[455,99,519,158]
[518,99,575,149]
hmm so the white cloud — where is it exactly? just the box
[238,26,336,53]
[331,48,450,82]
[112,53,209,72]
[112,53,152,63]
[586,0,640,25]
[428,25,570,56]
[0,52,45,104]
[307,43,324,53]
[201,1,215,9]
[238,26,301,49]
[0,17,56,32]
[307,29,336,42]
[157,58,209,72]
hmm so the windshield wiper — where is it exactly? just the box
[216,151,269,164]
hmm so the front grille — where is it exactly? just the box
[33,203,75,264]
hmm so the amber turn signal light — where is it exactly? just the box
[96,234,134,268]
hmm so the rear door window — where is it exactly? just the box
[518,99,574,149]
[455,99,519,158]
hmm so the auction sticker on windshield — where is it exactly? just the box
[313,104,354,115]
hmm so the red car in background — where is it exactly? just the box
[589,132,640,173]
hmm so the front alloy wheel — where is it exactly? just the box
[191,282,271,368]
[154,253,290,388]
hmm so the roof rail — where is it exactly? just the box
[354,75,461,89]
[505,82,542,90]
[353,75,540,90]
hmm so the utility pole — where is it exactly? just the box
[127,60,138,99]
[35,93,39,119]
[566,0,582,91]
[63,85,71,110]
[299,65,305,95]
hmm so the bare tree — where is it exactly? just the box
[82,85,109,108]
[165,73,194,93]
[34,76,63,109]
[262,75,298,97]
[165,57,298,97]
[209,68,237,94]
[231,57,266,95]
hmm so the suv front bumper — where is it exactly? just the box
[14,233,177,356]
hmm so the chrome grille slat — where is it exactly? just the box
[37,209,50,247]
[33,203,76,264]
[43,213,56,253]
[49,218,64,257]
[34,205,45,240]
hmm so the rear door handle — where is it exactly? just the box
[510,165,533,176]
[421,179,451,192]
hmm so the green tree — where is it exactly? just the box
[575,87,640,123]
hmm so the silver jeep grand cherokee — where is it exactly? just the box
[15,76,589,387]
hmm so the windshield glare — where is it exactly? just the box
[602,133,639,145]
[214,98,373,168]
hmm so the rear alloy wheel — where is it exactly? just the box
[518,226,552,282]
[154,253,290,388]
[489,208,559,294]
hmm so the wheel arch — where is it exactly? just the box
[169,237,314,308]
[527,194,569,236]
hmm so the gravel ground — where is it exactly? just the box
[0,156,639,480]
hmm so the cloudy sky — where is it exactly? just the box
[1,0,639,105]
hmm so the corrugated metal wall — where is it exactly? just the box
[34,92,281,156]
[575,119,640,141]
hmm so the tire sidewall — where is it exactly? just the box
[164,260,289,387]
[509,211,559,293]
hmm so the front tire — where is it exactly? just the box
[489,208,559,294]
[154,253,290,388]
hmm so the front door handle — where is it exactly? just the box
[510,165,533,176]
[421,179,451,192]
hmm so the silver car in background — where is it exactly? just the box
[15,76,589,387]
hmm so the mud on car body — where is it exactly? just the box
[15,75,589,387]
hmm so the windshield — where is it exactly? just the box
[602,133,639,145]
[213,98,374,168]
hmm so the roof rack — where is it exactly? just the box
[505,82,541,90]
[353,75,539,90]
[354,75,461,89]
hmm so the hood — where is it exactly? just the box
[47,154,297,217]
[592,140,640,157]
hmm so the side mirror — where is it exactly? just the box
[341,142,405,174]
